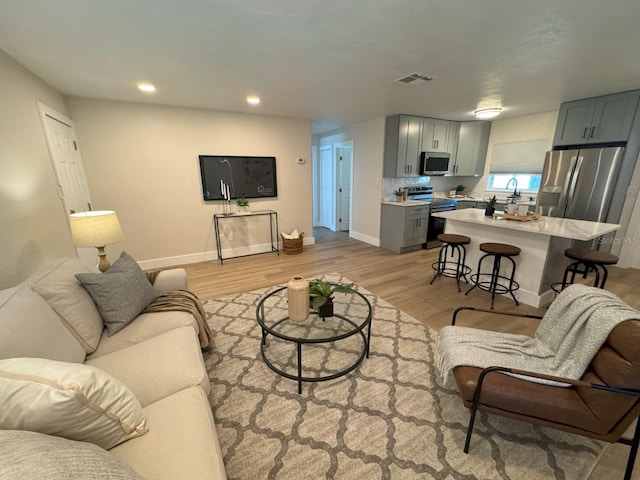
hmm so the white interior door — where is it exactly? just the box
[38,102,96,266]
[336,145,352,232]
[320,146,335,231]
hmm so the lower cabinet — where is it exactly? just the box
[380,204,430,253]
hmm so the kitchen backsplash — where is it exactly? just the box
[382,176,536,202]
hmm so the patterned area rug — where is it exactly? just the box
[202,273,604,480]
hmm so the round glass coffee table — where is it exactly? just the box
[256,284,372,393]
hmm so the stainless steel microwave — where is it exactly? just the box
[419,152,450,175]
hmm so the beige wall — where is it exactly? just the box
[316,117,386,245]
[67,98,312,268]
[0,49,75,288]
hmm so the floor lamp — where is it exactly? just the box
[69,210,125,272]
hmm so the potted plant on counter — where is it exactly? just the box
[309,279,357,318]
[392,188,404,202]
[483,195,497,216]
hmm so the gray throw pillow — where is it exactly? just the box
[0,430,144,480]
[76,251,158,336]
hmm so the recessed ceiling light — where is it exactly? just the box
[246,95,260,105]
[474,108,502,119]
[137,83,156,93]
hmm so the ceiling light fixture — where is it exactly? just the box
[246,95,260,105]
[474,108,502,119]
[137,83,156,93]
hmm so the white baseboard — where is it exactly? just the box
[137,251,218,270]
[137,237,316,270]
[349,231,380,247]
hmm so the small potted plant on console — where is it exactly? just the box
[236,197,250,214]
[309,279,357,318]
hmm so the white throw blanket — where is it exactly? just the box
[436,284,640,387]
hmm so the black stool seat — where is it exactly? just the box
[430,234,471,292]
[437,233,470,245]
[565,248,618,265]
[466,242,520,309]
[480,242,521,257]
[552,248,619,293]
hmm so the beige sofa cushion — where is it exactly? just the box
[0,358,147,450]
[110,386,227,480]
[86,327,209,407]
[88,310,198,359]
[30,257,103,353]
[0,285,85,363]
[0,430,143,480]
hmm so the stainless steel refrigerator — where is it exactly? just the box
[536,146,626,249]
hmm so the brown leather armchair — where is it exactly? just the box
[450,306,640,480]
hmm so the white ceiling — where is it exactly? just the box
[1,1,640,134]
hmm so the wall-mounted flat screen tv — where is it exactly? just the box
[199,155,277,200]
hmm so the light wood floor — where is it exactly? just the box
[180,228,640,480]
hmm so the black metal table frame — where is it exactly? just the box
[213,210,279,264]
[256,285,372,394]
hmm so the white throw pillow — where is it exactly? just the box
[0,430,144,479]
[0,358,147,449]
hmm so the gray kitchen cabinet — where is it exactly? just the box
[450,121,491,176]
[422,118,451,153]
[384,115,423,177]
[553,90,639,147]
[380,204,430,253]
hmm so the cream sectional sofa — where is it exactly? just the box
[0,257,226,479]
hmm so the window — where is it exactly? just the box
[486,174,541,193]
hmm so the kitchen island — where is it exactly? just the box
[431,208,620,307]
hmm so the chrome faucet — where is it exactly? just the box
[506,177,520,199]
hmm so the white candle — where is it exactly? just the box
[226,185,230,201]
[220,179,224,196]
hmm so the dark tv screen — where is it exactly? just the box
[199,155,277,200]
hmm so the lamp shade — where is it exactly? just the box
[69,211,124,247]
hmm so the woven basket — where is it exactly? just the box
[281,232,304,254]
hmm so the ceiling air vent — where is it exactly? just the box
[391,73,433,85]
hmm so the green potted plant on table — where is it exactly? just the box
[483,195,497,216]
[235,197,250,213]
[308,279,357,318]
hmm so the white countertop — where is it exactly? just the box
[431,208,620,241]
[381,200,431,207]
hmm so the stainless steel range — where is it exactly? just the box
[405,187,457,249]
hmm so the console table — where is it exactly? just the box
[213,210,279,264]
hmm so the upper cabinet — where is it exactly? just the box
[450,121,491,176]
[384,115,488,178]
[553,90,640,147]
[384,115,423,177]
[422,118,449,153]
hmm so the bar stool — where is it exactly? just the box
[466,242,520,309]
[552,248,619,293]
[430,233,471,292]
